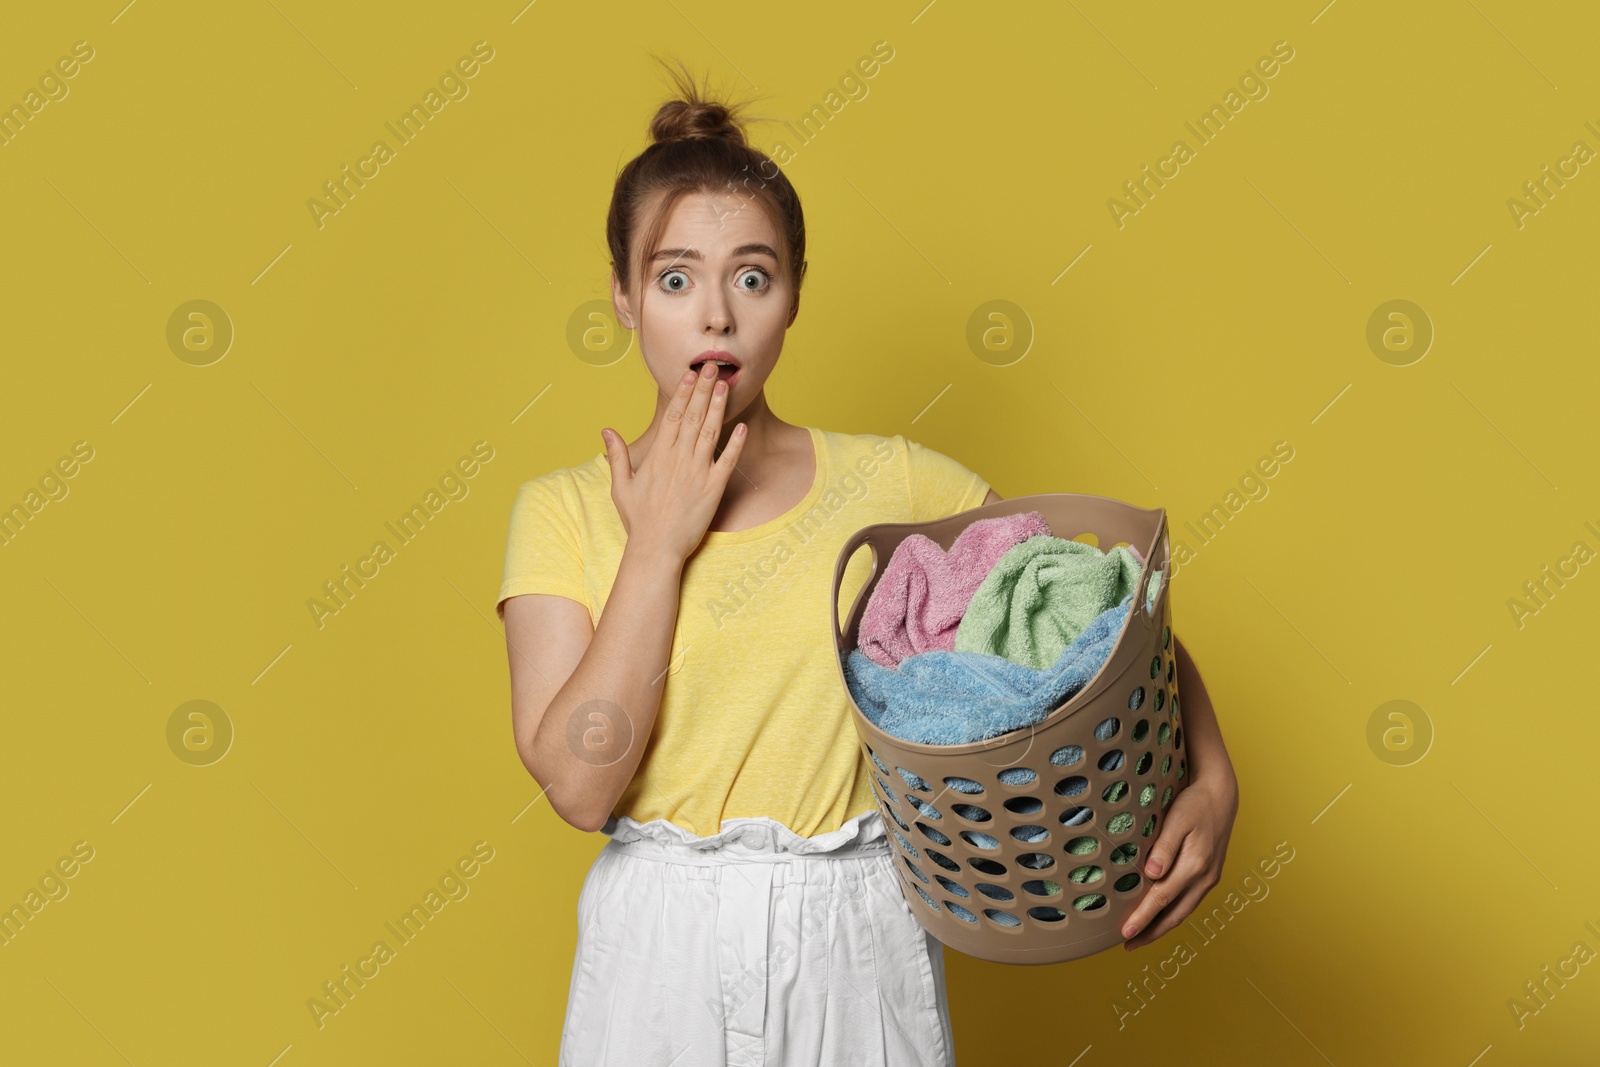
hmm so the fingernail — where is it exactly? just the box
[1123,924,1138,938]
[1147,860,1163,877]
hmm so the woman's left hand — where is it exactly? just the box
[1119,768,1239,951]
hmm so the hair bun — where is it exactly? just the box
[649,97,747,147]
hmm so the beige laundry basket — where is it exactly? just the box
[831,493,1186,966]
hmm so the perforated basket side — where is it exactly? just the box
[833,493,1186,965]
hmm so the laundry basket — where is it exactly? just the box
[830,493,1186,966]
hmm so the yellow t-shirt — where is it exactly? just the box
[496,425,992,838]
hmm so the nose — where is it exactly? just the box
[703,286,732,334]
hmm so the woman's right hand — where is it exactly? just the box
[600,363,748,564]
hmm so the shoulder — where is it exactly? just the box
[819,428,967,468]
[807,428,911,497]
[508,452,608,520]
[806,426,991,521]
[813,426,904,466]
[809,426,984,477]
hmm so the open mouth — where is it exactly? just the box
[690,359,740,384]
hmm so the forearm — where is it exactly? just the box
[1172,635,1237,800]
[530,541,685,832]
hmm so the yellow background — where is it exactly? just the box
[2,0,1596,1063]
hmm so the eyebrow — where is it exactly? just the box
[651,243,780,263]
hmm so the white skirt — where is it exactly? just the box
[558,807,957,1066]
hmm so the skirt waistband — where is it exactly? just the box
[599,807,890,865]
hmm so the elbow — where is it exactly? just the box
[553,792,610,834]
[518,752,610,834]
[567,809,610,834]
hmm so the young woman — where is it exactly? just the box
[498,63,1239,1066]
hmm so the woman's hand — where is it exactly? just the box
[1120,766,1239,951]
[1120,636,1237,950]
[601,362,747,564]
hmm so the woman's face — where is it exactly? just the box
[612,188,797,427]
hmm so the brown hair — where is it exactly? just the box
[607,59,807,331]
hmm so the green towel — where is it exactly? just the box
[955,537,1161,669]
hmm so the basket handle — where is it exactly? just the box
[1132,509,1169,618]
[831,526,882,649]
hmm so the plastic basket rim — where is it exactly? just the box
[837,492,1170,759]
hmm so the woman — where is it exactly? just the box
[498,60,1239,1065]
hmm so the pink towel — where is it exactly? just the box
[858,511,1053,668]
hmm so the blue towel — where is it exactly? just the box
[843,595,1133,746]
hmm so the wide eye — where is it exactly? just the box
[659,269,689,292]
[738,268,770,292]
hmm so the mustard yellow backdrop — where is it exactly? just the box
[2,0,1596,1063]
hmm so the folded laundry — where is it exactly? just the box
[858,511,1053,669]
[843,594,1134,746]
[955,536,1162,670]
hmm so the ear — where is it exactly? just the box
[786,261,806,327]
[610,269,636,330]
